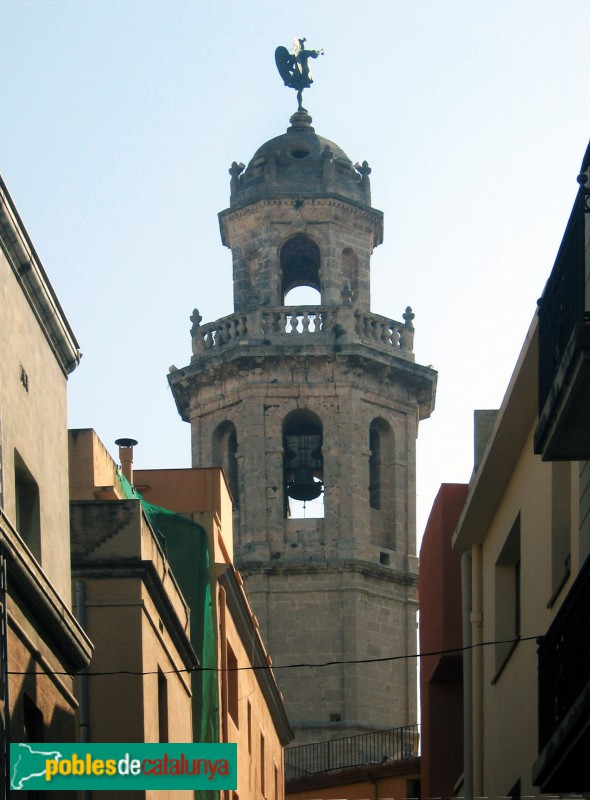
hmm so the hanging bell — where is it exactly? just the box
[287,466,323,502]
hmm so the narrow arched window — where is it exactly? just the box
[369,422,382,510]
[369,418,395,548]
[280,235,321,304]
[213,421,239,508]
[283,409,324,519]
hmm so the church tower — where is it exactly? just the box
[169,105,436,744]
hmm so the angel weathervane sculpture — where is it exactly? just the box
[275,38,324,112]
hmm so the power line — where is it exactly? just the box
[6,632,546,678]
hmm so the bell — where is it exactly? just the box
[287,466,323,502]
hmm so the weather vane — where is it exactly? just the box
[275,38,324,112]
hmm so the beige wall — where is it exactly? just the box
[220,582,286,800]
[454,320,582,798]
[0,243,73,601]
[0,180,90,769]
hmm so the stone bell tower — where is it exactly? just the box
[169,108,437,744]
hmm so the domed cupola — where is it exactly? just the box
[220,111,383,314]
[228,111,373,208]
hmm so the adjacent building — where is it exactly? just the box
[446,139,590,798]
[419,483,467,800]
[0,176,92,796]
[69,428,293,799]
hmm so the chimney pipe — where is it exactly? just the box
[115,438,138,485]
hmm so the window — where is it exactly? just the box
[14,451,41,563]
[213,421,239,508]
[494,514,521,678]
[283,410,324,519]
[260,733,266,798]
[368,418,395,548]
[247,701,252,754]
[227,643,239,727]
[157,668,168,742]
[280,235,321,303]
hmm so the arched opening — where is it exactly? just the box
[280,235,321,304]
[368,418,395,548]
[213,421,239,508]
[283,409,324,519]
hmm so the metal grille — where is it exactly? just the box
[538,554,590,750]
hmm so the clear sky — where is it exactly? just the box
[2,0,590,538]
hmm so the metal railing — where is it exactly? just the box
[538,554,590,750]
[537,187,588,413]
[284,724,420,780]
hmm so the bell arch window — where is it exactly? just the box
[283,410,324,519]
[212,421,239,508]
[280,235,321,305]
[368,418,395,548]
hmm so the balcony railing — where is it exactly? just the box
[537,553,590,751]
[284,724,420,780]
[537,187,588,414]
[189,305,415,359]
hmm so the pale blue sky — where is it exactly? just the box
[2,0,590,536]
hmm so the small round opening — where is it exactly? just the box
[291,148,311,159]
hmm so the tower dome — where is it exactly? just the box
[229,111,373,208]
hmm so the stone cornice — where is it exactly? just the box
[0,175,80,376]
[235,558,419,588]
[219,195,383,248]
[169,347,436,423]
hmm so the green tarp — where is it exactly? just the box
[118,472,219,745]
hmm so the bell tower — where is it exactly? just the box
[170,107,437,743]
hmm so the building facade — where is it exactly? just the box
[451,138,590,798]
[69,430,196,800]
[135,461,294,798]
[419,483,467,800]
[169,109,437,743]
[0,176,92,797]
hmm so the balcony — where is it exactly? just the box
[533,553,590,792]
[189,304,416,361]
[535,176,590,460]
[284,724,420,780]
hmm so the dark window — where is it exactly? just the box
[158,668,168,742]
[213,421,239,508]
[15,451,41,563]
[227,643,239,727]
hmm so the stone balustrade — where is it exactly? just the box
[190,305,415,358]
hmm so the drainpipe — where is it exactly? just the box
[471,544,484,796]
[115,438,138,485]
[461,550,473,800]
[75,580,91,800]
